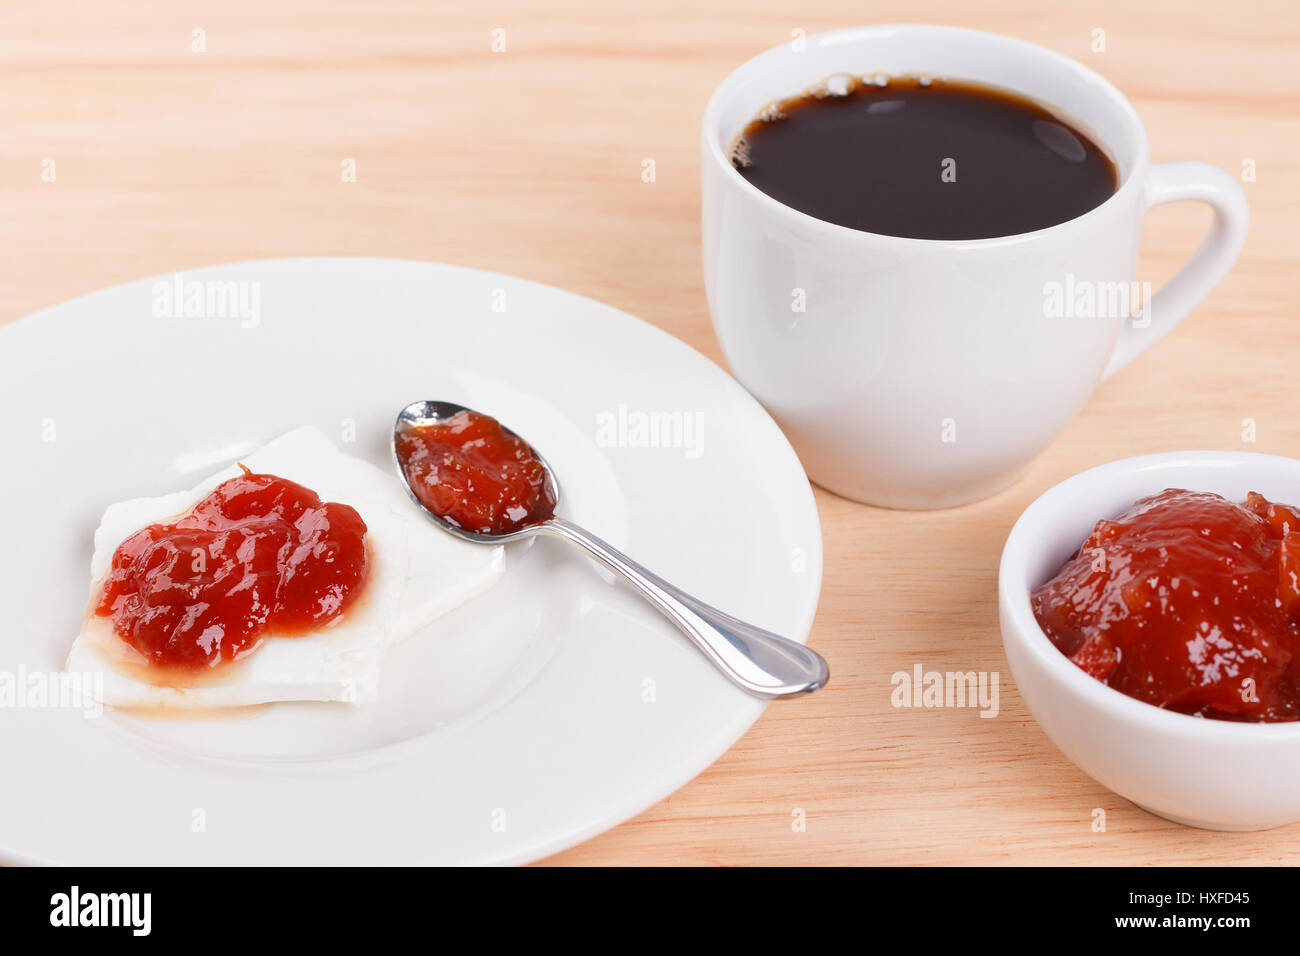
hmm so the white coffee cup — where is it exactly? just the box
[701,25,1249,509]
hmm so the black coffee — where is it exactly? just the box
[731,76,1117,240]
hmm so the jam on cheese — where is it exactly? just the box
[95,469,369,670]
[1032,489,1300,722]
[395,409,556,536]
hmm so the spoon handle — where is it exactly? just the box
[539,516,828,698]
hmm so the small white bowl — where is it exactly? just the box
[999,450,1300,830]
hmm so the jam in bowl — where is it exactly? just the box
[999,451,1300,830]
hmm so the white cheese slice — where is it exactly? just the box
[65,426,505,708]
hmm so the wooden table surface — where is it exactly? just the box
[4,0,1297,865]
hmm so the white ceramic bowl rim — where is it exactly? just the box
[702,23,1150,249]
[1000,450,1300,741]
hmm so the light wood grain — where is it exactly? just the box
[4,0,1298,865]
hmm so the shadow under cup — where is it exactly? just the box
[702,25,1156,510]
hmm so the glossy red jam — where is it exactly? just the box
[95,469,368,670]
[1032,489,1300,722]
[396,410,556,536]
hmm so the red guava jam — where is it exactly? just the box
[1032,489,1300,722]
[395,409,556,535]
[95,469,369,670]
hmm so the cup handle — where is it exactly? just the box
[1102,161,1250,379]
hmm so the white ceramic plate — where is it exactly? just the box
[0,257,822,865]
